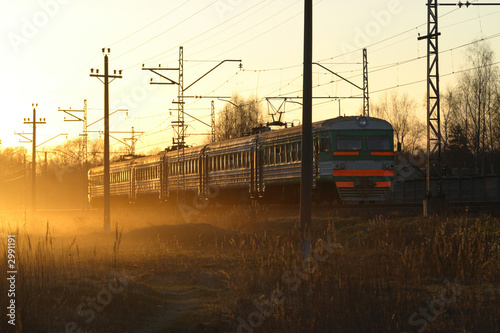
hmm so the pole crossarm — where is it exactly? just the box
[436,1,500,6]
[14,132,34,143]
[184,59,242,92]
[184,95,232,99]
[58,107,85,122]
[36,134,68,148]
[313,62,363,91]
[142,65,179,85]
[87,109,128,128]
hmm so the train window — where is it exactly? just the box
[281,145,286,164]
[366,135,391,151]
[320,137,331,152]
[292,143,298,162]
[337,135,362,151]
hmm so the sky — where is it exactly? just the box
[1,0,499,154]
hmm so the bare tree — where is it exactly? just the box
[215,94,265,141]
[372,91,420,153]
[406,118,426,153]
[446,41,500,174]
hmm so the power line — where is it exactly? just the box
[114,1,218,62]
[108,0,194,47]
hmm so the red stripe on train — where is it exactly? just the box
[333,170,394,177]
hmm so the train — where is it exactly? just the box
[88,116,395,207]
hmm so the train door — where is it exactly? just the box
[313,136,320,188]
[161,156,168,201]
[130,164,136,203]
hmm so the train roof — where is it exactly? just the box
[88,116,392,173]
[317,116,393,131]
[258,116,392,142]
[133,154,162,166]
[165,144,206,160]
[205,135,257,152]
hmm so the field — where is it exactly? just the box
[0,205,499,333]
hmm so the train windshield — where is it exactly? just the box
[366,135,392,151]
[336,135,362,151]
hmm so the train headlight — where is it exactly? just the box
[357,116,368,127]
[334,163,345,170]
[341,163,345,169]
[384,163,394,169]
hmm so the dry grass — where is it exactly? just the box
[0,208,498,332]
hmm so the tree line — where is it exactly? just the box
[372,41,499,176]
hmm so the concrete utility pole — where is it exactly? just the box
[15,104,46,211]
[90,48,122,232]
[300,0,313,257]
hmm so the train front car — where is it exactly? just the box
[317,116,394,203]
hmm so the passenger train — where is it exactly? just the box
[88,116,395,207]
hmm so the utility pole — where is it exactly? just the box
[143,49,241,204]
[363,48,369,117]
[418,0,500,217]
[90,48,122,232]
[15,104,46,211]
[124,127,143,155]
[59,99,88,209]
[300,0,313,258]
[418,0,441,217]
[106,127,145,156]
